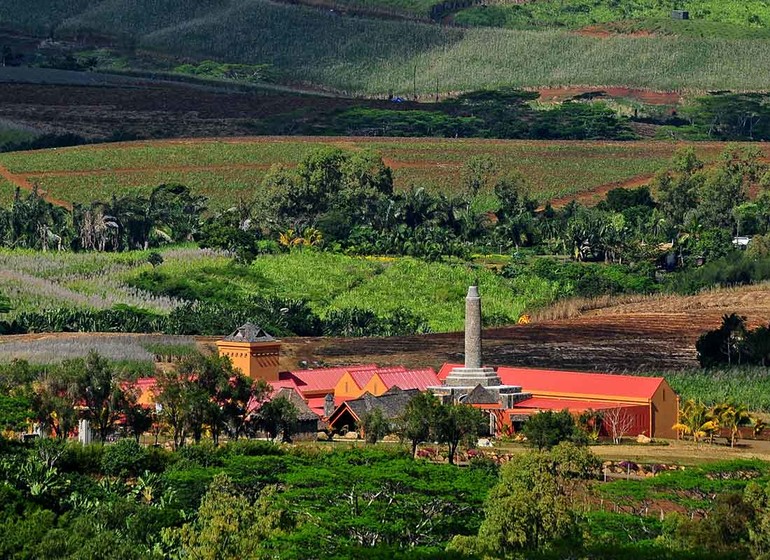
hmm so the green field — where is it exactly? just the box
[2,0,770,93]
[0,248,554,332]
[0,177,16,202]
[0,138,734,209]
[455,0,770,32]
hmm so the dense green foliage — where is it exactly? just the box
[330,91,634,140]
[696,314,770,368]
[648,367,770,412]
[0,440,495,559]
[522,410,588,450]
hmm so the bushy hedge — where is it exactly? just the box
[504,258,657,298]
[5,298,432,338]
[665,253,770,295]
[101,439,148,478]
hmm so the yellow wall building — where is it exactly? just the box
[216,323,281,382]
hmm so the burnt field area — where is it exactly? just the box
[281,313,702,373]
[0,78,404,140]
[282,285,770,373]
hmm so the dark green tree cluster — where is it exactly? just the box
[153,352,272,448]
[449,443,599,558]
[28,351,148,442]
[395,392,486,464]
[331,89,634,140]
[522,409,588,450]
[697,314,770,367]
[685,93,770,140]
[0,184,206,252]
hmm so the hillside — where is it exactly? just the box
[0,138,735,210]
[1,0,770,94]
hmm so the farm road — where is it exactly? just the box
[0,163,71,208]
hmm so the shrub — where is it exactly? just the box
[176,441,224,468]
[59,443,105,475]
[101,439,147,478]
[222,440,283,457]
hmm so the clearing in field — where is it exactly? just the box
[0,138,737,209]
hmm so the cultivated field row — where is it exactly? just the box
[0,138,737,209]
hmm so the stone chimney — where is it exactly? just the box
[443,285,502,387]
[464,285,482,369]
[324,393,335,418]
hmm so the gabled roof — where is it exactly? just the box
[329,388,421,424]
[347,368,381,388]
[281,365,378,394]
[223,323,275,343]
[496,367,664,402]
[273,387,320,421]
[464,384,500,405]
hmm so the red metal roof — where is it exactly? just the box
[281,364,378,394]
[438,363,664,401]
[270,379,300,391]
[496,367,664,401]
[437,363,456,381]
[378,368,439,391]
[510,397,643,413]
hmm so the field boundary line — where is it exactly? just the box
[0,163,71,209]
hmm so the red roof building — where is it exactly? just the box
[438,363,678,439]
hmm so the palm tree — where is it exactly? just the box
[712,402,753,448]
[672,399,719,445]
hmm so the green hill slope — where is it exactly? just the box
[2,0,770,93]
[456,0,770,32]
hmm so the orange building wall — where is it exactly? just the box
[360,374,388,397]
[334,372,365,400]
[216,341,281,382]
[651,379,679,439]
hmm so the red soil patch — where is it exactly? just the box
[548,173,655,208]
[575,24,656,39]
[0,164,71,209]
[537,86,681,106]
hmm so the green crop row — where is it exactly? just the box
[0,248,556,333]
[639,368,770,412]
[0,139,738,210]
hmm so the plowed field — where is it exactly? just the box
[280,283,770,372]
